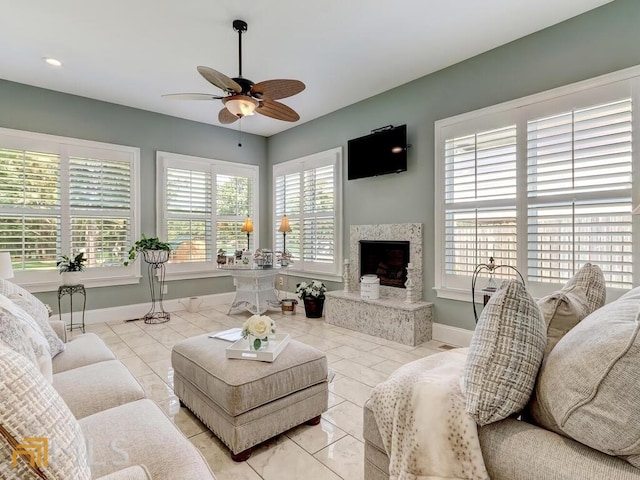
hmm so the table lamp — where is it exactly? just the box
[0,252,15,279]
[241,215,254,251]
[278,215,292,253]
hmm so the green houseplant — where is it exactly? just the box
[57,252,86,285]
[124,234,172,266]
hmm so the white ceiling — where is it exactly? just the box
[0,0,612,137]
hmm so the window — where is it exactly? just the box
[435,71,638,301]
[0,127,140,291]
[157,151,258,279]
[273,147,343,277]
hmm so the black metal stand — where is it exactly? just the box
[57,284,86,333]
[142,253,170,324]
[472,258,524,323]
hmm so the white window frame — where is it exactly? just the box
[0,127,140,292]
[273,147,343,281]
[156,151,259,280]
[435,65,640,303]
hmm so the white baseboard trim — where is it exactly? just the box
[57,292,236,325]
[432,322,473,347]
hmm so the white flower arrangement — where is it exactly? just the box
[242,315,276,350]
[296,280,327,300]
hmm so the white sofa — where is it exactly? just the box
[0,279,216,480]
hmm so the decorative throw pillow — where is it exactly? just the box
[0,343,91,479]
[537,285,589,356]
[0,278,65,357]
[530,289,640,467]
[463,280,546,426]
[562,263,606,314]
[0,295,53,382]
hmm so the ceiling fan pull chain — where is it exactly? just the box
[238,118,243,147]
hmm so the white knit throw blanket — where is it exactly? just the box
[369,348,489,480]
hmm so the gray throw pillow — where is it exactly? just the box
[530,286,640,467]
[463,280,546,426]
[537,285,589,356]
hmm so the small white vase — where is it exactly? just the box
[61,271,82,286]
[248,335,269,351]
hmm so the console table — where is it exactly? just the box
[225,267,281,315]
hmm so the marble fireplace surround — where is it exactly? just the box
[349,223,422,300]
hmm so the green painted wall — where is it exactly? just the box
[0,80,268,312]
[2,0,640,326]
[267,0,640,330]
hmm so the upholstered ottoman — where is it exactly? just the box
[171,334,329,461]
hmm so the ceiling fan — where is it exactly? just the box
[163,19,305,124]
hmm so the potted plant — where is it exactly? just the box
[57,252,86,285]
[124,234,172,266]
[296,280,327,318]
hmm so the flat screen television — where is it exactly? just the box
[347,125,407,180]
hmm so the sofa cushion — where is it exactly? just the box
[463,280,546,426]
[80,399,215,479]
[53,360,146,419]
[537,285,589,356]
[52,333,116,374]
[0,343,91,480]
[0,294,53,382]
[561,262,606,314]
[0,278,65,357]
[536,263,606,356]
[96,466,152,480]
[530,286,640,466]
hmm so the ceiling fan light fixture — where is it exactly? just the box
[223,95,258,117]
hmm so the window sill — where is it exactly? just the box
[162,269,231,282]
[21,275,142,293]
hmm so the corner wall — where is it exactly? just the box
[0,80,268,311]
[266,0,640,330]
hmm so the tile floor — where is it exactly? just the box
[80,303,452,480]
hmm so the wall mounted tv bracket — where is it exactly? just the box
[369,125,411,149]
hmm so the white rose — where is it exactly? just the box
[243,315,274,337]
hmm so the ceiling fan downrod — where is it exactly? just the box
[233,19,247,78]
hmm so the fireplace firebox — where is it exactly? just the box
[359,240,409,288]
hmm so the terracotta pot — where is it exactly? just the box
[303,297,325,318]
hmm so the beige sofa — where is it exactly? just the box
[364,268,640,480]
[364,394,640,480]
[0,279,216,480]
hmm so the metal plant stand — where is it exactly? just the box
[472,257,524,323]
[142,249,170,324]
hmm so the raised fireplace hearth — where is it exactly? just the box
[325,223,433,346]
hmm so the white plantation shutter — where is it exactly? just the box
[303,165,335,264]
[527,99,633,287]
[166,168,212,263]
[157,152,259,276]
[273,147,342,275]
[274,173,301,258]
[0,148,61,270]
[69,157,132,267]
[216,173,254,252]
[436,74,636,299]
[444,126,518,281]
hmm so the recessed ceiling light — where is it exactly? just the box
[43,57,62,67]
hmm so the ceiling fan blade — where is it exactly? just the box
[256,99,300,122]
[162,93,224,100]
[197,66,242,94]
[251,79,305,100]
[218,107,239,124]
